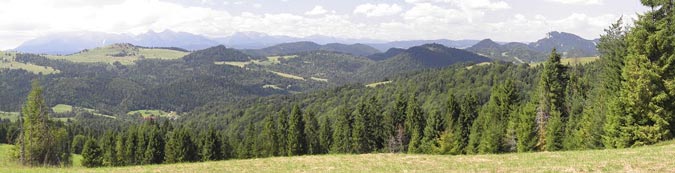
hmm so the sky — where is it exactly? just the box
[0,0,649,50]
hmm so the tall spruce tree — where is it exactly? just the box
[81,138,103,167]
[17,80,71,166]
[304,111,320,154]
[331,106,353,153]
[261,115,278,157]
[536,49,568,151]
[515,103,538,152]
[478,80,519,153]
[287,104,306,156]
[318,118,332,154]
[405,94,425,153]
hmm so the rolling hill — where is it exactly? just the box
[242,42,381,57]
[44,43,189,65]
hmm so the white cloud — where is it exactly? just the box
[405,0,510,10]
[305,5,328,16]
[546,0,603,5]
[353,3,403,17]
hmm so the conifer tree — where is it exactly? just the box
[536,49,568,151]
[199,127,220,161]
[261,115,278,157]
[287,104,306,156]
[81,138,103,167]
[318,118,332,154]
[515,103,538,152]
[303,111,320,154]
[276,110,289,155]
[144,125,165,164]
[405,94,425,153]
[352,98,370,153]
[17,80,71,166]
[331,106,352,153]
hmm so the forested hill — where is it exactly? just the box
[0,42,489,114]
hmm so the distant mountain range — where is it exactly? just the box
[13,30,600,60]
[15,30,218,55]
[466,31,599,62]
[242,41,381,57]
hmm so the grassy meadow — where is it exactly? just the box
[1,140,673,173]
[45,44,188,65]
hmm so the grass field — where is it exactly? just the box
[1,51,60,75]
[0,111,19,121]
[0,140,674,172]
[531,56,599,67]
[127,109,177,118]
[45,44,188,65]
[366,81,392,88]
[52,104,115,119]
[0,141,675,173]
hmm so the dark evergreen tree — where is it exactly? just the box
[144,124,165,164]
[71,135,86,154]
[515,103,538,152]
[536,49,568,151]
[276,110,289,156]
[318,117,332,154]
[287,104,306,156]
[303,111,320,154]
[331,106,353,153]
[405,94,425,153]
[261,115,278,157]
[81,138,103,167]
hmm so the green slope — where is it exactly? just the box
[1,140,673,172]
[45,43,188,65]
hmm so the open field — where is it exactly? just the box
[531,56,599,67]
[127,109,176,118]
[366,81,392,88]
[45,44,188,65]
[1,51,60,75]
[1,140,672,172]
[0,111,19,122]
[52,104,115,119]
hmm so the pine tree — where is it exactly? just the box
[238,122,257,158]
[303,111,320,154]
[276,110,289,156]
[352,98,370,153]
[100,132,117,166]
[114,134,126,165]
[385,92,407,153]
[478,80,519,153]
[420,110,444,154]
[287,104,306,156]
[199,127,220,161]
[331,106,352,153]
[515,103,538,152]
[456,94,479,154]
[318,118,332,154]
[71,135,86,154]
[124,128,138,165]
[81,138,103,167]
[405,94,425,153]
[436,93,461,154]
[261,115,278,157]
[144,124,165,164]
[164,128,198,163]
[536,49,568,151]
[17,80,71,166]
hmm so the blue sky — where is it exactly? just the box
[0,0,649,49]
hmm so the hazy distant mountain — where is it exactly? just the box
[132,30,219,50]
[466,39,545,63]
[367,39,481,52]
[215,32,384,49]
[467,32,598,63]
[214,32,299,49]
[242,41,380,57]
[529,31,598,58]
[15,30,219,55]
[367,48,406,61]
[358,43,490,81]
[14,31,132,55]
